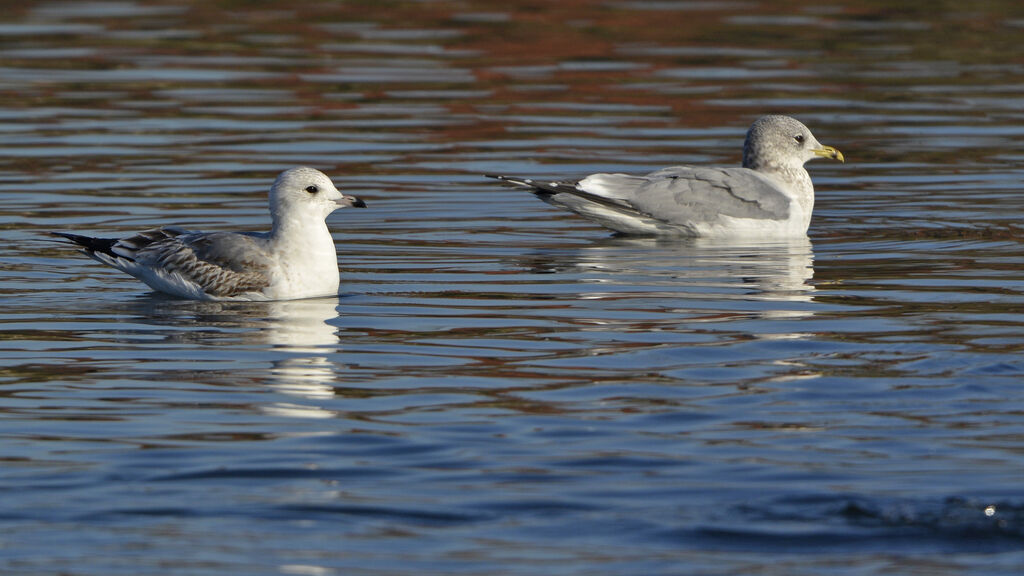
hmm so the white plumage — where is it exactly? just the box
[53,167,366,301]
[488,115,843,238]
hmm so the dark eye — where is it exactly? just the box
[794,134,805,144]
[305,185,319,194]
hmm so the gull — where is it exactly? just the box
[52,166,367,301]
[488,115,843,238]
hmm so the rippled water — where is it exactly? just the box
[2,1,1024,574]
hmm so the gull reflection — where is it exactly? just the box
[131,295,343,418]
[261,298,341,418]
[523,236,815,312]
[517,236,820,384]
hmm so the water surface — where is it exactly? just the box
[2,1,1024,574]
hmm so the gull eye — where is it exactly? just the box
[794,134,805,144]
[305,185,319,194]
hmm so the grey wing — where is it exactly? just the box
[131,231,272,297]
[583,167,792,226]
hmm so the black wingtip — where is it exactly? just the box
[50,231,91,245]
[51,231,120,256]
[352,198,367,208]
[484,174,540,188]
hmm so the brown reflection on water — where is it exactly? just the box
[2,0,1023,347]
[1,0,1022,181]
[1,4,1024,573]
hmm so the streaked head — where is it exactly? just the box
[742,115,844,171]
[269,166,366,222]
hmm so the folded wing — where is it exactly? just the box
[490,167,792,236]
[55,228,272,298]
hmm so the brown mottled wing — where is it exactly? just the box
[125,229,272,297]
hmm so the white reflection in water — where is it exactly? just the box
[133,295,343,418]
[531,236,815,309]
[517,237,821,384]
[261,297,341,419]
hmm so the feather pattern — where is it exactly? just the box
[52,167,367,301]
[488,115,842,238]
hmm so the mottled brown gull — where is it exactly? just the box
[488,115,843,238]
[53,167,366,301]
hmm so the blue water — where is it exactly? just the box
[2,1,1024,574]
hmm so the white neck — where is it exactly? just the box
[265,215,340,298]
[271,213,335,252]
[761,164,815,228]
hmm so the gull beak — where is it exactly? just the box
[814,145,845,163]
[337,194,367,208]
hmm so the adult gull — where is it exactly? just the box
[488,115,843,238]
[53,166,367,301]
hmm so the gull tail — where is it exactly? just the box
[485,174,544,189]
[485,173,590,198]
[51,231,127,260]
[486,174,666,235]
[485,174,636,212]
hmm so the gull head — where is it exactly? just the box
[742,115,844,173]
[269,166,367,222]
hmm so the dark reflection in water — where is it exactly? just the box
[1,0,1024,574]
